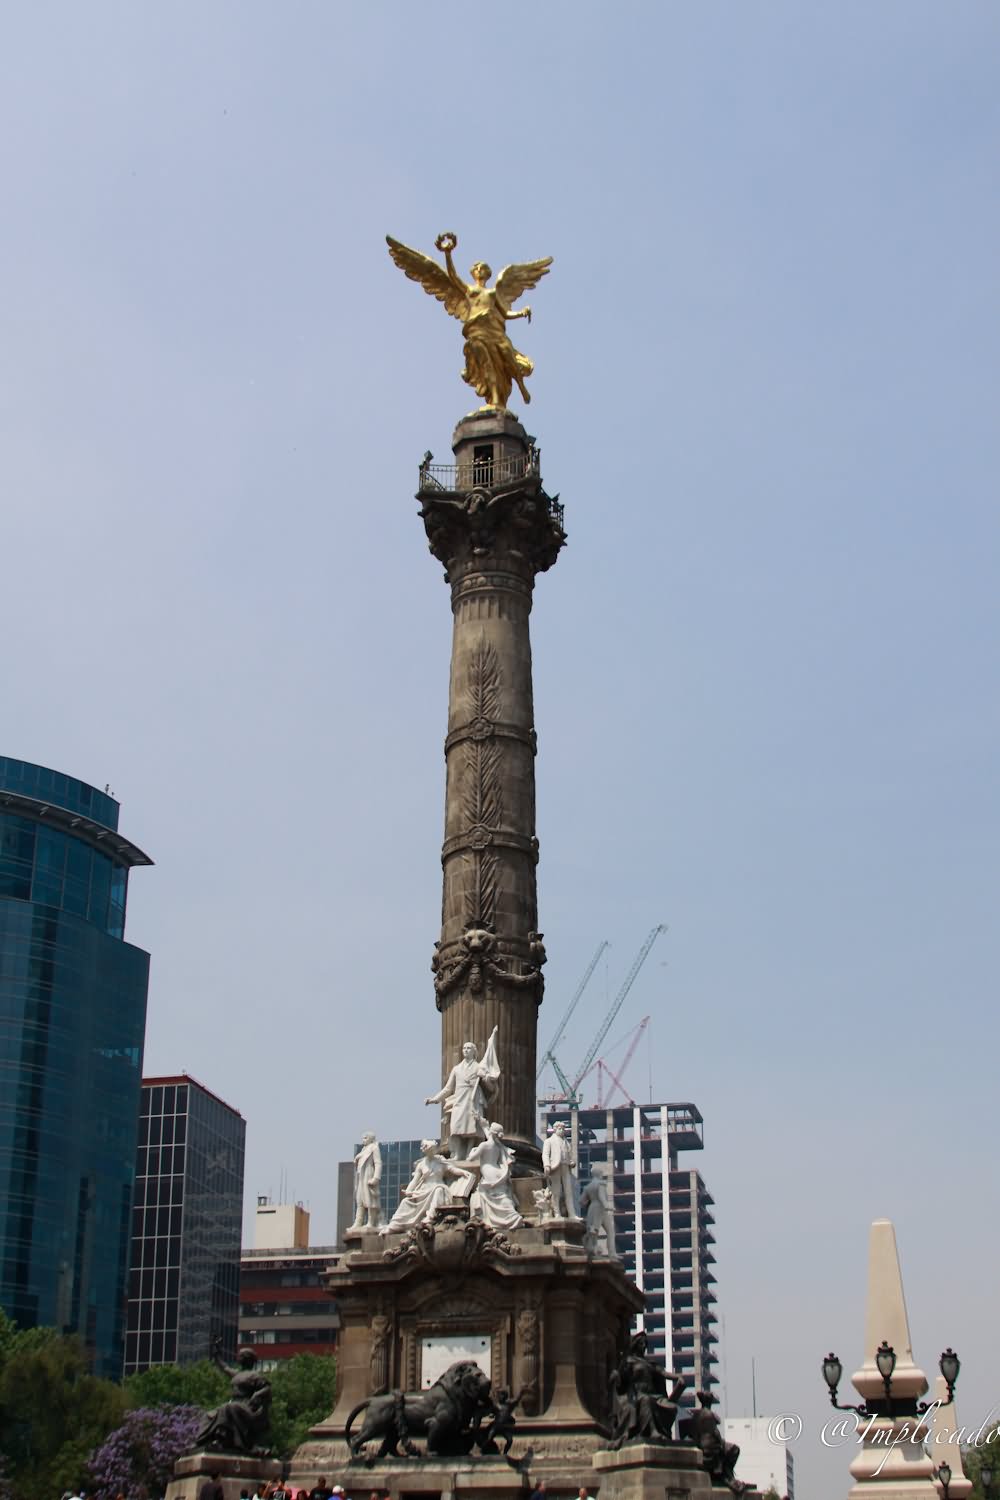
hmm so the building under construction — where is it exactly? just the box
[541,1100,718,1402]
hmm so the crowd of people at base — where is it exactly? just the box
[530,1486,597,1500]
[193,1480,594,1500]
[196,1483,337,1500]
[197,1481,391,1500]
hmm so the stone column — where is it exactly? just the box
[420,409,565,1164]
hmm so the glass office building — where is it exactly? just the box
[125,1075,246,1372]
[0,756,152,1377]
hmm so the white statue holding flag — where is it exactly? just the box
[425,1026,501,1160]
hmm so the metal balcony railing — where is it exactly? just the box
[418,449,541,492]
[418,450,564,535]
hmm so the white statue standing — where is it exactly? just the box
[542,1121,578,1217]
[424,1026,501,1159]
[350,1131,382,1230]
[466,1122,523,1231]
[580,1162,616,1257]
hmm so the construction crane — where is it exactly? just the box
[596,1015,650,1108]
[541,924,666,1109]
[536,939,609,1084]
[570,924,665,1100]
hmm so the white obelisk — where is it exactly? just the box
[847,1220,938,1500]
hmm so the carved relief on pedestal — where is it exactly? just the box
[382,1213,523,1272]
[515,1302,541,1415]
[369,1311,392,1395]
[399,1283,512,1394]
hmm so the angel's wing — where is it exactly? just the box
[494,256,553,310]
[386,236,468,320]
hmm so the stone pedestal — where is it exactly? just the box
[592,1443,713,1500]
[290,1211,642,1486]
[321,1456,528,1500]
[166,1452,283,1500]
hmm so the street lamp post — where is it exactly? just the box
[821,1345,961,1421]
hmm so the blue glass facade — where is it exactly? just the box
[0,758,151,1377]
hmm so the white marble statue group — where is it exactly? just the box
[348,1030,617,1256]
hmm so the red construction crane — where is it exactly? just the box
[595,1015,650,1108]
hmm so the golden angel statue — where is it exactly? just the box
[386,231,552,410]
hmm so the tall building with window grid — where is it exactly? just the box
[542,1102,718,1401]
[125,1075,245,1373]
[0,757,151,1378]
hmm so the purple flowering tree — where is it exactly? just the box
[88,1404,203,1499]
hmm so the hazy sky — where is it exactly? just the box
[2,5,997,1496]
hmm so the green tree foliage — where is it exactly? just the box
[268,1356,338,1458]
[959,1423,1000,1500]
[123,1357,229,1412]
[0,1308,337,1493]
[0,1310,125,1500]
[124,1352,337,1456]
[268,1355,337,1457]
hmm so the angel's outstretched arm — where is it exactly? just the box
[495,257,552,320]
[435,233,467,297]
[443,246,466,295]
[386,234,468,320]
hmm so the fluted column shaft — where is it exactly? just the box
[420,409,565,1164]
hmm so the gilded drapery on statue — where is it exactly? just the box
[386,232,552,410]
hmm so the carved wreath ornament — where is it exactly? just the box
[382,1215,523,1269]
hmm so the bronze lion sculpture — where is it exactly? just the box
[345,1359,493,1462]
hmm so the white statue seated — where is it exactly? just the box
[465,1122,523,1231]
[378,1140,473,1233]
